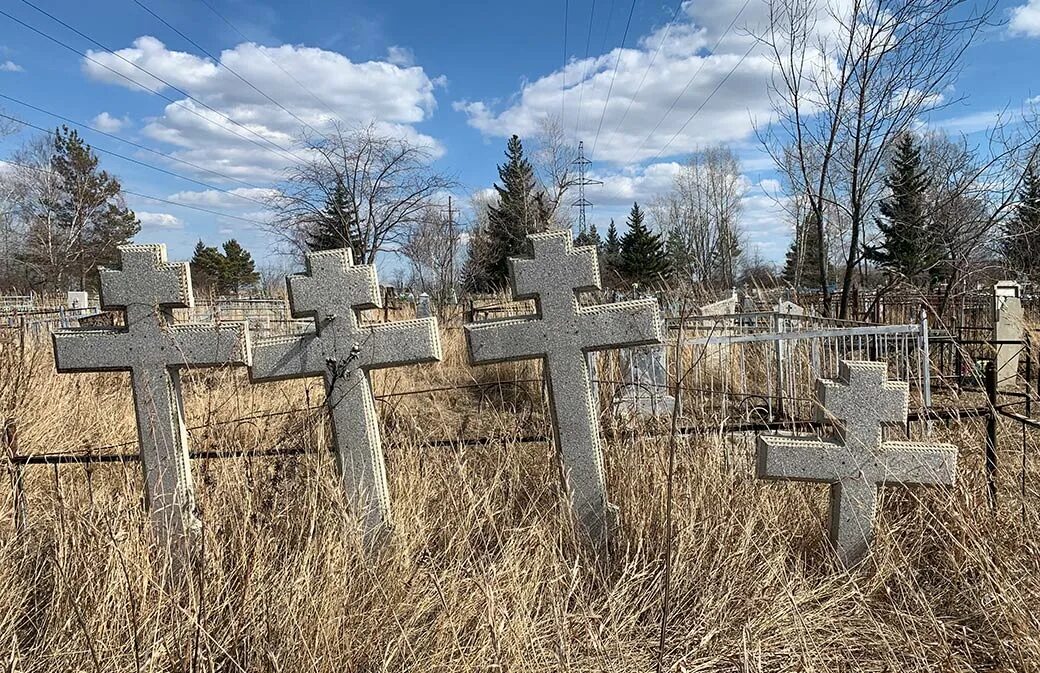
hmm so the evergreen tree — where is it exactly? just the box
[190,240,225,295]
[619,202,669,286]
[574,222,602,250]
[866,133,939,283]
[20,126,139,291]
[1002,157,1040,279]
[601,219,622,285]
[220,239,260,295]
[782,213,830,288]
[463,135,549,292]
[666,228,690,284]
[307,178,362,260]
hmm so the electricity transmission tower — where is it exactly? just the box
[571,141,601,235]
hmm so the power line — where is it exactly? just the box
[590,0,638,160]
[573,0,598,141]
[0,159,272,227]
[195,0,346,127]
[7,1,306,166]
[571,140,602,234]
[562,0,569,122]
[623,0,752,164]
[646,40,756,164]
[0,92,271,193]
[131,0,329,141]
[0,113,271,209]
[610,0,685,139]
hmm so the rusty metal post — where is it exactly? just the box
[985,361,999,509]
[5,419,25,534]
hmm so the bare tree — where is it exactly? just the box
[650,145,745,288]
[400,203,462,303]
[268,122,455,264]
[531,115,578,229]
[760,0,994,317]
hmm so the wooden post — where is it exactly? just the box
[985,360,999,509]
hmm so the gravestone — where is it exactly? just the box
[993,281,1024,389]
[416,292,432,319]
[699,289,738,316]
[776,299,804,316]
[52,244,249,551]
[250,248,442,543]
[756,360,957,565]
[618,345,674,415]
[465,231,664,540]
[66,291,88,310]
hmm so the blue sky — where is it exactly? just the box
[1,0,1039,276]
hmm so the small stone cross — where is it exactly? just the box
[52,244,249,551]
[756,360,957,565]
[250,248,441,543]
[465,231,664,541]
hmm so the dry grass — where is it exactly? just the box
[0,325,1038,672]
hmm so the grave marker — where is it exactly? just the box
[756,360,957,565]
[465,231,664,540]
[993,281,1024,389]
[250,248,441,542]
[52,244,249,550]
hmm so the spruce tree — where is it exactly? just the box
[866,133,938,283]
[619,202,669,286]
[574,222,602,249]
[666,228,690,284]
[1002,158,1040,279]
[308,178,362,259]
[464,135,548,292]
[783,213,829,288]
[190,240,225,295]
[220,239,260,296]
[600,219,622,285]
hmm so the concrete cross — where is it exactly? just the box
[756,360,957,565]
[465,231,664,541]
[250,248,441,543]
[52,244,249,551]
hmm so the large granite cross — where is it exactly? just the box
[756,360,958,565]
[250,248,441,542]
[465,231,664,541]
[52,244,249,550]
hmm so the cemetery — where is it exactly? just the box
[1,0,1038,667]
[0,234,1036,671]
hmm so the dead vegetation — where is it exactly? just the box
[0,326,1038,672]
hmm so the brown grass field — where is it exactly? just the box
[0,324,1038,672]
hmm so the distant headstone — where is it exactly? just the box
[466,231,664,541]
[66,291,89,310]
[618,344,674,415]
[993,281,1024,388]
[699,289,738,316]
[416,292,432,319]
[250,248,442,544]
[52,245,249,552]
[776,299,804,316]
[756,360,957,565]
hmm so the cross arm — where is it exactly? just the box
[52,329,130,372]
[356,318,442,369]
[579,299,664,352]
[251,333,326,382]
[465,318,547,365]
[756,435,857,483]
[875,442,958,486]
[167,323,249,367]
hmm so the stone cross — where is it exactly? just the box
[52,244,249,551]
[465,231,664,541]
[756,360,957,565]
[250,248,441,542]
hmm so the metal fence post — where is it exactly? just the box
[986,360,999,510]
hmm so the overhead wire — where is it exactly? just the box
[7,1,308,166]
[573,0,598,142]
[589,0,638,160]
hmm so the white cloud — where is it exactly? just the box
[167,186,278,209]
[92,112,129,133]
[81,36,444,181]
[454,0,778,165]
[930,110,1000,135]
[386,46,415,67]
[1011,0,1040,37]
[0,61,23,73]
[137,211,183,229]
